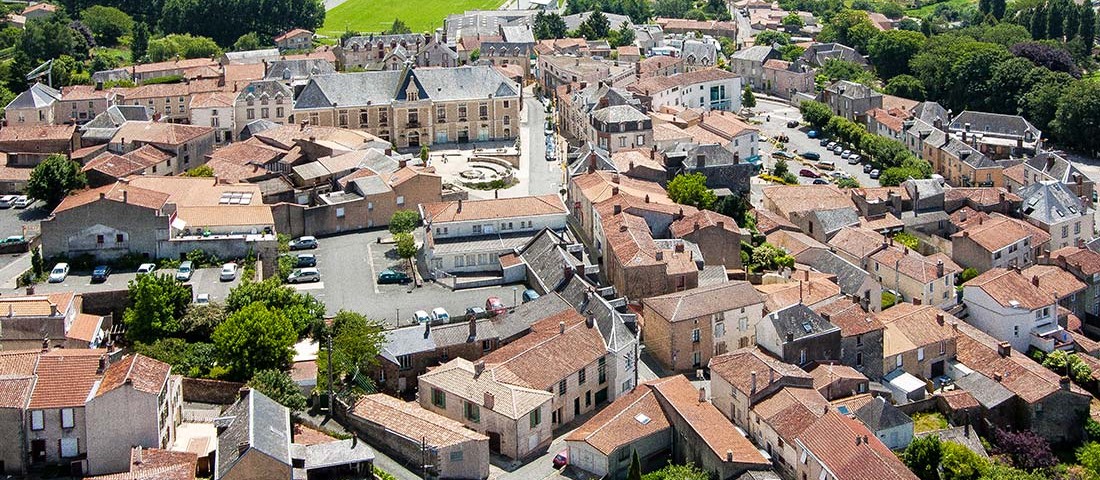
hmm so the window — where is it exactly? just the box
[691,328,700,343]
[397,355,412,370]
[578,368,586,385]
[529,408,541,428]
[479,103,488,118]
[60,438,79,458]
[261,107,270,119]
[917,348,925,361]
[116,234,125,243]
[247,108,255,120]
[482,339,492,352]
[368,202,374,211]
[336,207,345,218]
[503,116,510,125]
[450,451,463,462]
[431,388,446,408]
[619,137,627,148]
[1014,325,1020,337]
[458,105,467,120]
[473,225,483,234]
[396,195,405,205]
[856,352,863,366]
[61,408,74,429]
[408,111,419,125]
[692,351,701,367]
[896,354,902,367]
[715,321,725,337]
[939,340,947,355]
[1063,225,1070,238]
[504,100,510,108]
[31,410,43,430]
[558,379,567,395]
[799,349,807,365]
[437,106,446,121]
[96,235,104,244]
[379,110,388,125]
[1076,222,1081,235]
[739,317,748,331]
[464,401,480,423]
[276,107,284,118]
[598,357,607,384]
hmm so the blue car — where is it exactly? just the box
[522,289,541,303]
[91,265,111,283]
[807,130,819,138]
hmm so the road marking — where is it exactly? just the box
[290,282,325,291]
[365,243,380,294]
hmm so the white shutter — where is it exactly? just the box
[60,438,79,458]
[31,410,43,430]
[61,408,74,429]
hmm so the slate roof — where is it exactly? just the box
[952,372,1014,408]
[730,45,776,62]
[950,111,1040,139]
[216,390,291,479]
[644,281,764,323]
[796,249,874,297]
[809,207,860,237]
[264,58,336,81]
[765,303,839,342]
[492,291,573,341]
[592,105,649,124]
[853,396,911,431]
[910,101,949,125]
[379,323,437,364]
[295,66,518,109]
[1026,151,1089,185]
[800,43,867,67]
[1018,180,1089,225]
[5,82,60,110]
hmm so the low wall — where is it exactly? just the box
[182,377,245,405]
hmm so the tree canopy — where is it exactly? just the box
[317,310,386,392]
[667,172,716,210]
[124,273,192,344]
[248,369,307,411]
[388,210,420,235]
[80,6,133,45]
[226,277,325,336]
[213,302,297,380]
[27,155,88,208]
[159,0,324,46]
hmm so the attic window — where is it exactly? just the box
[801,322,813,333]
[1028,197,1040,206]
[634,413,651,425]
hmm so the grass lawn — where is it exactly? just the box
[905,0,976,16]
[320,0,503,37]
[92,46,132,65]
[912,412,950,433]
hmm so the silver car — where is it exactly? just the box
[287,268,321,283]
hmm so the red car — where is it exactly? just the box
[799,168,820,178]
[486,296,506,315]
[552,448,569,468]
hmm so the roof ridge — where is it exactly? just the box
[582,389,654,443]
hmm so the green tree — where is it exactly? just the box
[903,435,942,480]
[782,12,805,28]
[317,310,386,392]
[395,232,417,260]
[179,302,226,342]
[26,154,87,208]
[468,48,480,62]
[799,100,833,127]
[159,0,324,46]
[388,210,420,235]
[1052,80,1100,154]
[885,74,926,100]
[641,463,709,480]
[183,164,214,177]
[611,21,635,47]
[627,450,642,480]
[124,273,192,344]
[580,10,611,40]
[755,29,792,46]
[248,369,307,411]
[136,338,220,378]
[867,29,925,79]
[991,0,1006,19]
[232,32,266,51]
[960,268,979,283]
[773,157,791,177]
[533,12,568,39]
[226,277,325,336]
[941,441,990,480]
[1020,70,1074,134]
[978,23,1031,47]
[214,302,297,380]
[1079,442,1100,475]
[667,172,716,210]
[387,18,411,34]
[821,9,879,53]
[1079,3,1095,49]
[80,5,133,45]
[131,22,150,61]
[654,0,693,17]
[742,85,756,108]
[30,246,43,277]
[836,177,860,188]
[146,34,222,62]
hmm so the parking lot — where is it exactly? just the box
[29,266,242,302]
[305,229,528,327]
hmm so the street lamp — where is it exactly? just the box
[513,287,518,308]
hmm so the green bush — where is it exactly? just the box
[882,291,898,309]
[893,231,920,250]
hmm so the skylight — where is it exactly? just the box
[634,413,651,425]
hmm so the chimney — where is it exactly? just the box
[963,231,970,238]
[675,243,684,253]
[997,341,1011,357]
[122,190,128,203]
[644,194,650,203]
[49,303,57,317]
[484,391,495,409]
[619,224,628,233]
[424,320,431,338]
[716,221,724,229]
[559,320,566,334]
[936,259,944,278]
[613,204,622,215]
[993,372,1003,382]
[99,192,106,200]
[1032,275,1040,287]
[913,298,921,306]
[612,186,619,196]
[1061,376,1071,390]
[612,174,620,184]
[952,322,959,332]
[726,450,733,462]
[960,210,967,221]
[693,222,700,232]
[750,371,757,395]
[936,313,944,325]
[468,316,477,340]
[698,387,706,403]
[474,360,485,377]
[41,337,49,353]
[999,191,1006,203]
[655,251,664,261]
[134,446,142,464]
[1079,238,1087,248]
[786,332,794,342]
[97,355,107,374]
[586,314,595,328]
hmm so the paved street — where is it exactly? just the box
[307,230,527,326]
[525,93,563,196]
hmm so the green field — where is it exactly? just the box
[320,0,504,37]
[905,0,977,17]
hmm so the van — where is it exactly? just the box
[817,160,836,170]
[176,261,194,281]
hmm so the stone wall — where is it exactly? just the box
[182,378,245,404]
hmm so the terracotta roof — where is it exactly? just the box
[83,145,173,178]
[208,141,285,167]
[53,183,169,214]
[275,28,313,42]
[877,303,958,357]
[611,148,664,173]
[954,320,1089,403]
[564,382,670,455]
[418,357,553,420]
[763,58,790,70]
[190,91,237,109]
[813,299,884,337]
[112,121,213,146]
[351,393,487,448]
[697,110,758,139]
[949,207,990,231]
[1021,264,1086,299]
[1053,246,1100,276]
[222,63,266,89]
[67,313,103,343]
[572,171,674,207]
[965,268,1054,311]
[867,108,904,133]
[644,281,764,323]
[939,389,980,410]
[670,209,739,238]
[652,122,692,142]
[752,386,828,438]
[649,375,769,466]
[0,291,75,317]
[0,349,41,376]
[0,164,32,182]
[709,347,812,397]
[0,375,34,409]
[638,55,683,75]
[1003,163,1027,186]
[87,448,198,480]
[0,124,75,143]
[853,187,910,203]
[870,246,960,283]
[796,410,918,480]
[763,185,855,219]
[754,271,841,312]
[481,309,607,390]
[602,211,697,275]
[421,194,565,223]
[754,207,798,234]
[827,227,884,261]
[29,349,106,409]
[96,354,170,397]
[768,229,827,257]
[951,213,1049,252]
[943,187,1021,207]
[860,214,905,232]
[810,364,867,391]
[617,45,640,56]
[22,3,57,14]
[132,58,219,75]
[60,84,115,102]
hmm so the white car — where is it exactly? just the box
[219,263,238,281]
[195,293,210,304]
[0,195,16,208]
[13,196,32,208]
[413,310,431,324]
[137,263,157,275]
[431,307,450,324]
[287,267,321,283]
[47,263,69,283]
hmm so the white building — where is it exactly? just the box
[963,268,1071,353]
[628,68,742,113]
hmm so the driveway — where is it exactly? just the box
[307,230,527,327]
[28,267,241,302]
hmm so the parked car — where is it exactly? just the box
[807,130,819,138]
[377,269,411,284]
[772,151,794,159]
[289,236,318,250]
[219,263,238,281]
[802,152,820,161]
[799,169,820,178]
[819,138,831,146]
[413,310,431,324]
[195,293,210,304]
[296,253,317,268]
[827,141,837,149]
[431,307,450,324]
[137,263,157,275]
[786,120,799,128]
[287,267,321,283]
[465,306,489,319]
[553,449,569,468]
[176,261,194,281]
[523,289,541,303]
[864,164,874,173]
[47,263,69,283]
[13,196,32,209]
[486,296,506,315]
[833,145,844,154]
[847,154,861,165]
[0,195,16,208]
[870,169,881,179]
[812,178,829,184]
[91,265,111,283]
[817,160,836,170]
